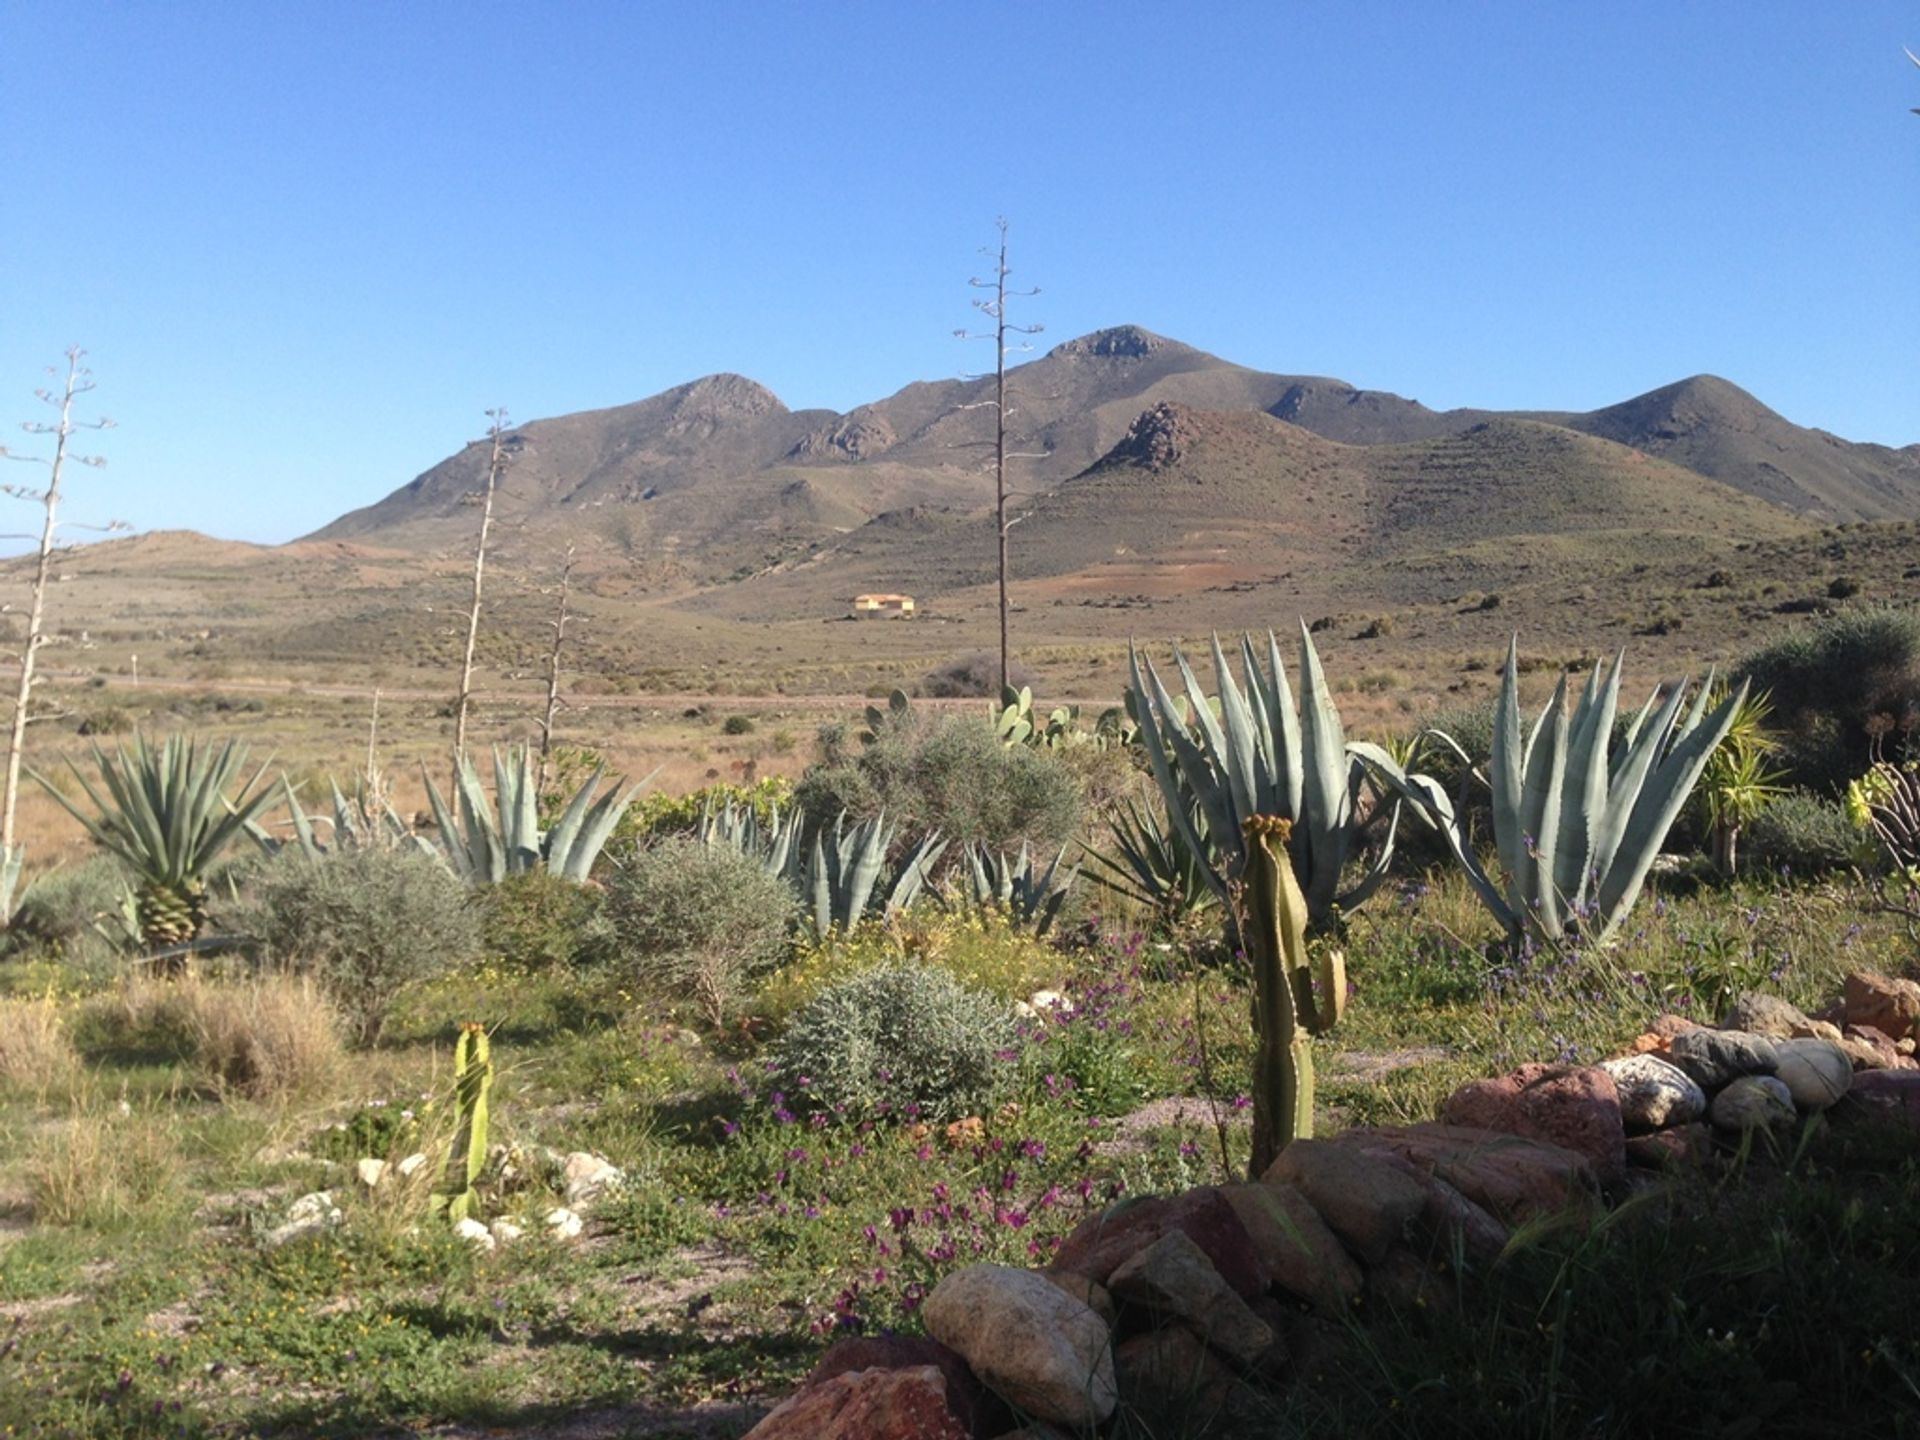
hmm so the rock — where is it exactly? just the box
[1709,1075,1797,1132]
[1841,971,1920,1042]
[1040,1271,1116,1329]
[1262,1139,1427,1264]
[544,1206,584,1240]
[396,1152,429,1179]
[562,1151,625,1204]
[266,1191,343,1247]
[1623,1123,1714,1170]
[1026,990,1069,1015]
[1720,992,1816,1039]
[1331,1124,1599,1225]
[742,1364,968,1440]
[489,1219,525,1245]
[1847,1069,1920,1124]
[1839,1025,1905,1070]
[1772,1039,1852,1111]
[988,1430,1073,1440]
[923,1264,1117,1428]
[1799,1019,1845,1044]
[1106,1232,1277,1368]
[1666,1029,1779,1091]
[1048,1188,1267,1299]
[1366,1248,1449,1314]
[1599,1054,1708,1130]
[1624,1014,1703,1055]
[809,1336,1008,1438]
[455,1217,495,1250]
[1113,1326,1247,1419]
[1218,1182,1363,1316]
[1438,1064,1626,1183]
[354,1158,388,1189]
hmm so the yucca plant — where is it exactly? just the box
[1126,624,1400,929]
[34,735,275,954]
[800,811,945,938]
[951,841,1078,936]
[1696,687,1789,878]
[1356,640,1747,948]
[1084,794,1217,924]
[423,745,649,884]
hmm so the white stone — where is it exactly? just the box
[923,1263,1117,1428]
[355,1158,388,1189]
[396,1152,429,1179]
[1600,1054,1708,1129]
[489,1219,525,1245]
[266,1191,343,1247]
[1026,990,1070,1015]
[1773,1038,1852,1112]
[545,1207,584,1241]
[454,1217,495,1250]
[1709,1075,1797,1132]
[563,1152,625,1204]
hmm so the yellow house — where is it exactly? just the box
[851,593,916,619]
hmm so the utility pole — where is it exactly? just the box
[0,348,117,916]
[957,219,1043,694]
[452,407,509,777]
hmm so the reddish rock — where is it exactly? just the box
[809,1338,1008,1439]
[1439,1064,1626,1184]
[743,1364,969,1440]
[1323,1135,1510,1265]
[1040,1270,1116,1329]
[1842,972,1920,1043]
[1261,1139,1427,1264]
[1218,1182,1363,1317]
[1837,1025,1902,1071]
[1335,1123,1599,1224]
[1365,1248,1450,1315]
[1113,1326,1249,1419]
[1847,1069,1920,1124]
[1623,1122,1715,1171]
[1625,1013,1704,1055]
[1049,1187,1268,1299]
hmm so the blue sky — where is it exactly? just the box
[2,2,1915,545]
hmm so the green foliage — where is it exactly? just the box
[1127,625,1399,927]
[605,836,793,1025]
[800,812,945,939]
[245,847,479,1046]
[720,714,756,736]
[1735,605,1920,790]
[425,745,647,884]
[1698,688,1791,876]
[1745,790,1863,876]
[1084,794,1217,926]
[772,960,1015,1122]
[2,855,136,965]
[431,1024,492,1225]
[1362,641,1746,948]
[795,711,1085,853]
[624,774,794,840]
[481,870,616,971]
[950,841,1077,937]
[246,774,427,861]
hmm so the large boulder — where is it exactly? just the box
[1113,1325,1247,1422]
[1048,1187,1267,1299]
[1218,1182,1363,1316]
[1438,1064,1626,1183]
[1331,1124,1598,1224]
[1599,1054,1708,1130]
[743,1364,968,1440]
[808,1337,1009,1439]
[1261,1139,1426,1264]
[1106,1231,1277,1368]
[1623,1122,1714,1172]
[1841,971,1920,1043]
[1719,992,1818,1039]
[1771,1039,1852,1112]
[923,1265,1117,1429]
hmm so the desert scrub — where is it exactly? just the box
[796,712,1085,851]
[481,869,617,971]
[26,1095,186,1229]
[0,854,136,976]
[180,973,345,1101]
[772,960,1016,1122]
[1744,790,1865,877]
[244,847,478,1045]
[0,993,80,1099]
[605,836,793,1026]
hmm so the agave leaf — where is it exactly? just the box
[1295,622,1352,919]
[1592,679,1690,885]
[1130,645,1233,905]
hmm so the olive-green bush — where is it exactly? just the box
[482,870,616,971]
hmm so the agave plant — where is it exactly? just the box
[952,841,1078,936]
[697,795,803,882]
[1084,794,1216,923]
[1126,624,1400,929]
[1356,641,1747,948]
[800,811,945,937]
[246,775,431,861]
[35,735,276,953]
[424,746,648,884]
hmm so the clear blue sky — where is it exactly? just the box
[3,2,1915,544]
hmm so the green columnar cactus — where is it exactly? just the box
[1243,815,1345,1175]
[431,1024,493,1225]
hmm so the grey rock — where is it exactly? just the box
[1668,1029,1779,1090]
[1599,1053,1708,1129]
[1262,1138,1426,1263]
[1107,1231,1277,1367]
[1772,1038,1852,1111]
[1719,992,1815,1039]
[1218,1181,1363,1316]
[1709,1075,1797,1132]
[923,1263,1117,1428]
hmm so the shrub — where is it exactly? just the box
[27,1098,185,1229]
[1744,791,1863,877]
[179,974,345,1101]
[605,837,793,1026]
[795,713,1085,852]
[772,961,1015,1122]
[721,714,756,736]
[1828,576,1862,600]
[0,995,81,1099]
[1735,607,1920,790]
[4,856,136,967]
[482,870,616,971]
[245,848,478,1046]
[921,652,1034,699]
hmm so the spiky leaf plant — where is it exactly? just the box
[952,841,1078,936]
[423,745,650,884]
[35,735,275,953]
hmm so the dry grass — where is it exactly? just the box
[26,1095,185,1228]
[0,994,81,1101]
[183,973,345,1103]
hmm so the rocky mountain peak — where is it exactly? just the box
[1106,402,1204,471]
[1047,325,1176,362]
